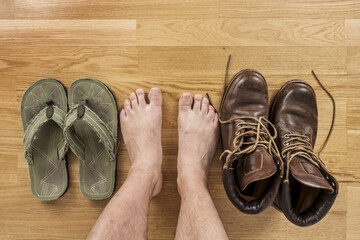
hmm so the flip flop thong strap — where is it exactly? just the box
[64,104,116,162]
[23,105,68,165]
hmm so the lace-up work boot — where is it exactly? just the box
[270,79,338,227]
[220,69,283,214]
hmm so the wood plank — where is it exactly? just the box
[13,0,218,20]
[344,131,360,182]
[138,46,347,77]
[344,73,360,131]
[0,76,17,103]
[220,0,360,19]
[345,19,360,46]
[347,47,360,74]
[0,0,14,19]
[137,19,345,46]
[347,97,360,131]
[0,20,136,47]
[0,46,138,87]
[346,185,360,240]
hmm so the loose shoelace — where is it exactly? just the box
[219,116,284,177]
[213,56,335,184]
[281,133,325,183]
[281,71,336,183]
[217,55,283,174]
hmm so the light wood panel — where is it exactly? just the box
[13,0,218,20]
[345,19,360,46]
[0,0,359,239]
[347,47,360,73]
[138,46,347,76]
[137,19,344,46]
[220,0,360,19]
[0,20,136,47]
[0,0,14,19]
[346,184,360,240]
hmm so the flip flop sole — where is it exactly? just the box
[68,78,117,200]
[21,79,68,201]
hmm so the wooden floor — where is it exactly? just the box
[0,1,360,239]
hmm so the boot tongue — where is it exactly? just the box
[239,146,277,191]
[290,157,334,194]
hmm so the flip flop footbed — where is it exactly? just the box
[68,78,117,200]
[21,79,68,200]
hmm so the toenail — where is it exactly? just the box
[203,98,208,103]
[181,93,191,98]
[150,88,161,94]
[136,89,144,95]
[124,99,130,105]
[194,94,202,100]
[130,93,136,99]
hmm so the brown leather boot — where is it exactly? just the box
[220,69,283,214]
[270,79,338,226]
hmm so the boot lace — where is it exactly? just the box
[207,55,335,184]
[219,116,283,177]
[282,133,326,183]
[282,71,335,183]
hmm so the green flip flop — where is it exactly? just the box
[21,79,68,201]
[64,78,117,200]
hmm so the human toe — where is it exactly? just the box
[193,94,203,112]
[129,92,138,110]
[136,89,146,107]
[149,88,162,107]
[179,93,193,112]
[201,97,209,114]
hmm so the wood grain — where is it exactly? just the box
[0,20,136,47]
[0,0,14,19]
[346,185,360,240]
[220,0,360,19]
[13,0,218,20]
[0,0,360,239]
[345,19,360,46]
[138,46,347,77]
[347,47,360,73]
[137,19,344,46]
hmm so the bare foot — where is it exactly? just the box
[120,88,163,197]
[177,93,219,194]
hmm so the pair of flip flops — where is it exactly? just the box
[21,78,118,201]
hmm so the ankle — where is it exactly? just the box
[177,171,209,197]
[128,165,162,185]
